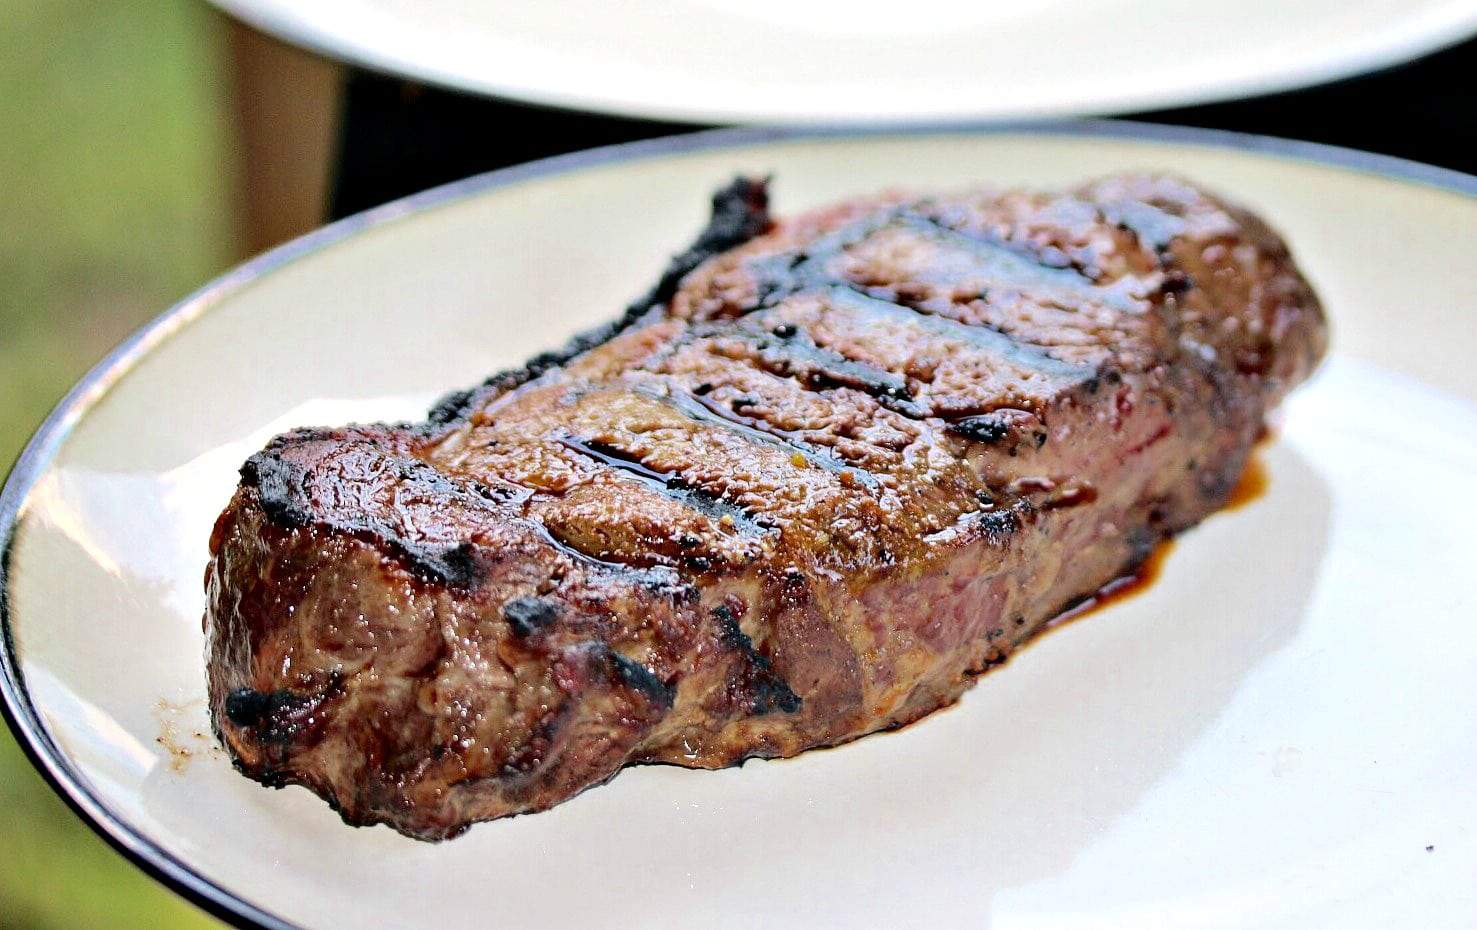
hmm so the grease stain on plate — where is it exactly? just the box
[154,698,217,773]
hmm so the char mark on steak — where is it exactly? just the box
[205,173,1326,839]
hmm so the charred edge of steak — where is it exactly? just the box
[947,409,1050,454]
[427,176,773,426]
[714,603,802,715]
[240,439,489,588]
[562,641,676,709]
[221,672,343,746]
[503,595,561,638]
[954,496,1035,547]
[240,436,699,595]
[606,649,676,709]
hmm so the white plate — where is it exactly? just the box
[4,124,1476,930]
[212,0,1477,123]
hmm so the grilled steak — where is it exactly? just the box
[206,175,1325,840]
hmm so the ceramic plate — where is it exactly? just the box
[3,124,1476,930]
[212,0,1477,123]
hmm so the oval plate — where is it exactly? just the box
[3,124,1476,930]
[212,0,1477,123]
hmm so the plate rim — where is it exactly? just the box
[3,120,1476,930]
[210,0,1477,124]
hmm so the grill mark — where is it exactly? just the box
[522,514,690,593]
[723,329,930,420]
[819,285,1091,384]
[743,207,1137,319]
[557,435,671,484]
[604,648,676,708]
[713,603,801,715]
[1100,200,1187,254]
[649,386,878,487]
[913,211,1096,274]
[921,497,1032,546]
[555,436,769,534]
[903,214,1142,313]
[726,209,1127,432]
[745,209,899,310]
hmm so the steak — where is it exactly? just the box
[205,175,1326,840]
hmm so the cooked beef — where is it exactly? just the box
[205,174,1325,840]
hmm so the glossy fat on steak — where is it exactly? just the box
[205,176,1326,840]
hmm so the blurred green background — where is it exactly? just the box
[2,2,236,926]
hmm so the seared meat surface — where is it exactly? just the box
[206,175,1325,840]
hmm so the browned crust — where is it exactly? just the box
[206,174,1325,839]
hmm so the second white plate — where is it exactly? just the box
[212,0,1477,122]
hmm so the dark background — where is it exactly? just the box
[330,36,1477,216]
